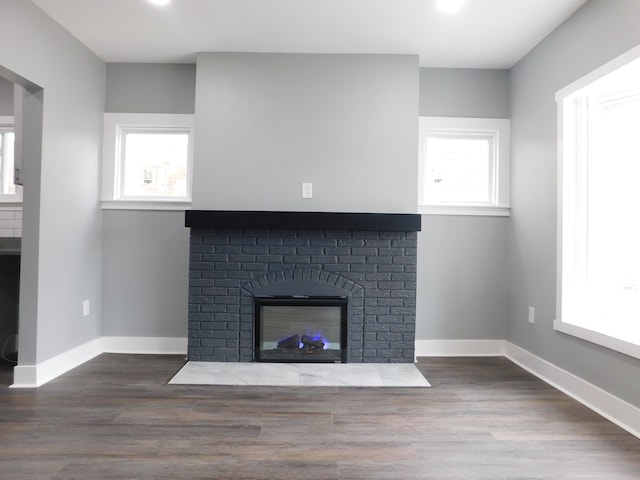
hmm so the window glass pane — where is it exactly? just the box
[0,131,16,195]
[582,95,640,344]
[122,131,188,198]
[424,135,492,203]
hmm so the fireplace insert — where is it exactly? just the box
[254,296,348,363]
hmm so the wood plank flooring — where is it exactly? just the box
[0,355,638,479]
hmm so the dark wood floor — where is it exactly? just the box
[0,355,638,479]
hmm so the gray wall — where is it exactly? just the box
[0,76,13,115]
[105,63,195,113]
[101,63,193,338]
[103,62,512,343]
[102,56,419,339]
[193,53,419,213]
[102,210,188,338]
[416,68,510,340]
[509,0,640,407]
[0,0,104,364]
[419,68,510,119]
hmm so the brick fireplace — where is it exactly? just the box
[186,211,420,363]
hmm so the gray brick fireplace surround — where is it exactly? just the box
[186,211,421,363]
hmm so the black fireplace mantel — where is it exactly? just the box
[185,210,421,232]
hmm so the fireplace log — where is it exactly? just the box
[301,334,325,350]
[277,334,300,350]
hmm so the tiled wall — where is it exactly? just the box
[0,207,22,237]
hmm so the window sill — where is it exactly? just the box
[418,205,510,217]
[554,318,640,361]
[101,200,192,211]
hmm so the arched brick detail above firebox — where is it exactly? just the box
[187,226,417,363]
[239,269,365,362]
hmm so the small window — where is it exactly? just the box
[418,117,510,216]
[102,113,194,209]
[0,116,21,202]
[556,44,640,360]
[119,128,190,199]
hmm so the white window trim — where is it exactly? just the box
[418,116,510,216]
[102,113,194,210]
[0,116,22,204]
[555,43,640,361]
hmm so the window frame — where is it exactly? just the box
[102,113,194,210]
[418,116,510,216]
[555,44,640,360]
[0,116,22,203]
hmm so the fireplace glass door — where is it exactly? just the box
[254,296,347,362]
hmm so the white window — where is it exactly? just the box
[418,117,510,216]
[102,113,194,209]
[0,116,21,202]
[555,44,640,360]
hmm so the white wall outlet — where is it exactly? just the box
[528,306,535,324]
[302,182,313,199]
[83,299,90,317]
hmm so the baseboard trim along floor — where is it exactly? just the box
[11,336,186,388]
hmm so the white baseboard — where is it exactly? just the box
[504,342,640,440]
[11,336,187,388]
[11,337,103,388]
[102,336,187,355]
[414,339,506,358]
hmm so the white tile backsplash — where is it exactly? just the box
[0,207,22,237]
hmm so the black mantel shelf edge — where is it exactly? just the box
[185,210,421,232]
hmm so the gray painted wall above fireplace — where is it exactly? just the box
[193,53,419,213]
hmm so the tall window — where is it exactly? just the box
[102,113,194,208]
[418,117,510,216]
[556,45,640,359]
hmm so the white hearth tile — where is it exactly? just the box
[169,362,429,387]
[299,364,384,386]
[377,363,431,387]
[169,362,299,386]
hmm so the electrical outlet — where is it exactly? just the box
[302,182,313,199]
[83,300,90,317]
[528,306,535,324]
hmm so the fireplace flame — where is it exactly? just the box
[276,330,330,352]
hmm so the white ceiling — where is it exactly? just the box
[30,0,589,69]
